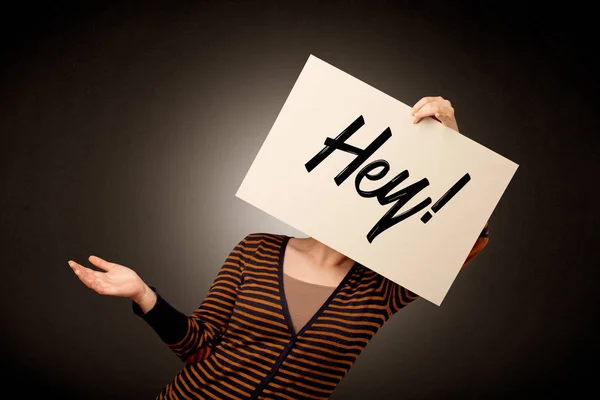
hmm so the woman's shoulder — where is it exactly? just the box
[359,265,392,283]
[241,232,288,245]
[359,266,414,292]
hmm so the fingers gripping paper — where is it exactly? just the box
[235,54,518,305]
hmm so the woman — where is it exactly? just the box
[69,96,490,400]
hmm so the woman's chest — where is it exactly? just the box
[224,259,391,346]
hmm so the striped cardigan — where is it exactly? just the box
[133,226,490,399]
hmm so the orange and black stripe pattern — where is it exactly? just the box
[133,229,489,399]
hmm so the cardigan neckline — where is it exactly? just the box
[277,235,359,337]
[283,272,338,288]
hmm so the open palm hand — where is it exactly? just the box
[68,256,145,300]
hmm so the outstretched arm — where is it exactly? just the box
[132,235,252,362]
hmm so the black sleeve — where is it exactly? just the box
[131,235,249,361]
[131,286,194,345]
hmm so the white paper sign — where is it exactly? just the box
[236,54,518,305]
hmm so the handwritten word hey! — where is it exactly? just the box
[305,115,471,243]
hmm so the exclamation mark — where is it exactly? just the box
[420,173,471,223]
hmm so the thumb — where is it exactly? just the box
[89,255,114,271]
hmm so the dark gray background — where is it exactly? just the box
[1,1,597,399]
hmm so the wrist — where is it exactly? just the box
[133,283,158,314]
[132,282,150,304]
